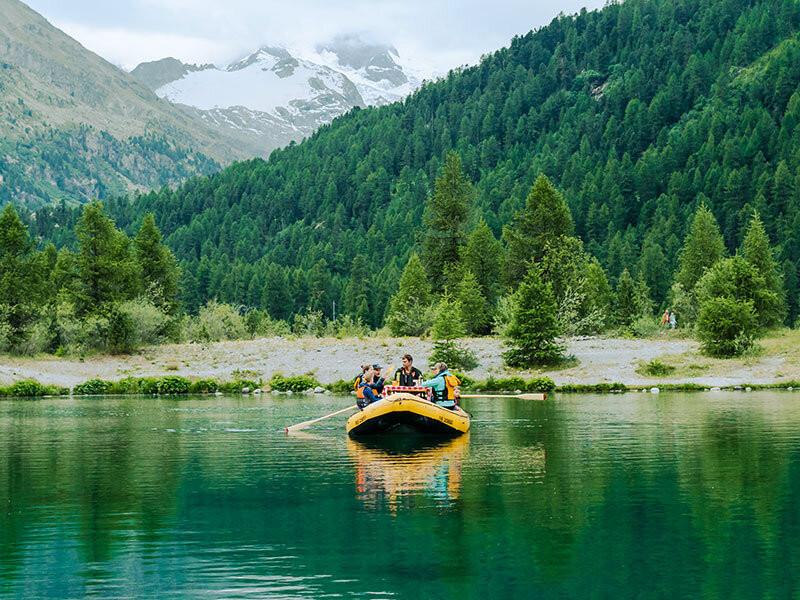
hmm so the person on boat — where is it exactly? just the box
[372,364,387,395]
[419,362,461,409]
[357,366,385,409]
[352,364,370,394]
[393,354,422,387]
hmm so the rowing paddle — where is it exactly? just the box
[459,393,547,401]
[286,405,358,433]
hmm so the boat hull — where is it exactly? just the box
[346,393,470,437]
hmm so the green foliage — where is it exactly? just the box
[217,379,260,393]
[503,267,564,367]
[454,272,489,335]
[421,152,474,281]
[186,300,247,342]
[155,376,191,395]
[740,212,787,325]
[476,376,556,393]
[269,373,321,393]
[73,379,113,395]
[428,340,479,372]
[134,213,180,312]
[189,378,219,393]
[557,382,628,393]
[431,295,466,340]
[6,379,53,397]
[325,379,354,394]
[461,220,504,305]
[615,269,652,326]
[676,204,727,292]
[695,256,783,329]
[503,175,574,286]
[637,359,677,377]
[696,296,758,357]
[386,253,433,336]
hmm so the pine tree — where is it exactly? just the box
[342,254,371,323]
[75,202,140,315]
[503,267,563,367]
[454,271,489,335]
[429,294,478,370]
[740,211,787,326]
[421,152,473,282]
[461,220,504,304]
[614,268,651,326]
[676,203,726,291]
[0,204,44,347]
[134,213,180,312]
[386,253,433,336]
[503,175,574,286]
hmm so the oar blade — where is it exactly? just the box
[517,393,547,401]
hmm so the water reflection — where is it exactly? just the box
[348,435,469,512]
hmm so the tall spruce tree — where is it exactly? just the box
[461,220,504,305]
[454,271,489,335]
[676,203,726,292]
[134,213,180,312]
[740,212,787,326]
[343,254,371,323]
[421,152,473,282]
[0,204,44,347]
[386,253,432,336]
[503,175,574,286]
[503,267,563,367]
[74,202,139,315]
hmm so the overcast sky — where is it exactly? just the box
[24,0,607,73]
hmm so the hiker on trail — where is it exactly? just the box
[357,367,384,409]
[661,309,670,327]
[394,353,423,387]
[669,311,677,329]
[419,362,461,409]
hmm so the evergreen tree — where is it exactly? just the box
[504,175,574,286]
[134,213,180,312]
[503,267,563,367]
[0,204,44,347]
[74,202,139,315]
[429,294,478,371]
[676,203,726,292]
[454,271,489,335]
[740,211,787,326]
[421,152,473,282]
[386,253,433,336]
[614,268,651,326]
[342,254,371,323]
[461,220,504,305]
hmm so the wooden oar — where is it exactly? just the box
[286,405,358,433]
[460,393,547,401]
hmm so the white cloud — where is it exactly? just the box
[56,22,232,69]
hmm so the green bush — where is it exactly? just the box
[156,376,190,394]
[325,379,354,394]
[526,377,557,392]
[108,377,146,394]
[218,379,260,393]
[429,340,479,372]
[638,359,677,377]
[696,297,758,357]
[186,300,247,343]
[74,379,113,395]
[6,380,53,397]
[269,374,320,392]
[189,378,219,393]
[484,376,526,391]
[629,315,661,338]
[557,382,628,393]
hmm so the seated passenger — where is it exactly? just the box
[419,362,461,409]
[357,367,384,409]
[394,353,423,387]
[371,363,386,395]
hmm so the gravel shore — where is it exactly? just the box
[1,334,796,388]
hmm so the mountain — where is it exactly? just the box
[131,37,422,155]
[44,0,800,326]
[0,0,251,206]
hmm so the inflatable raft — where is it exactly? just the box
[346,392,470,437]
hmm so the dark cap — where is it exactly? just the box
[372,363,383,369]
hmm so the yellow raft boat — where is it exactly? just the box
[346,393,470,437]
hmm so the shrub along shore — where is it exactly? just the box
[2,374,799,399]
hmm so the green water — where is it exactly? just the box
[1,393,799,598]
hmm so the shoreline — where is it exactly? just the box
[1,331,799,392]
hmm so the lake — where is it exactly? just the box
[1,392,799,598]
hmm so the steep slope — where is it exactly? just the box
[0,0,250,205]
[131,38,422,156]
[84,0,800,325]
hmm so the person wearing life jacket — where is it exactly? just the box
[353,364,370,398]
[419,362,461,409]
[393,353,423,387]
[357,366,384,409]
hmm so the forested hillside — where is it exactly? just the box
[33,0,800,327]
